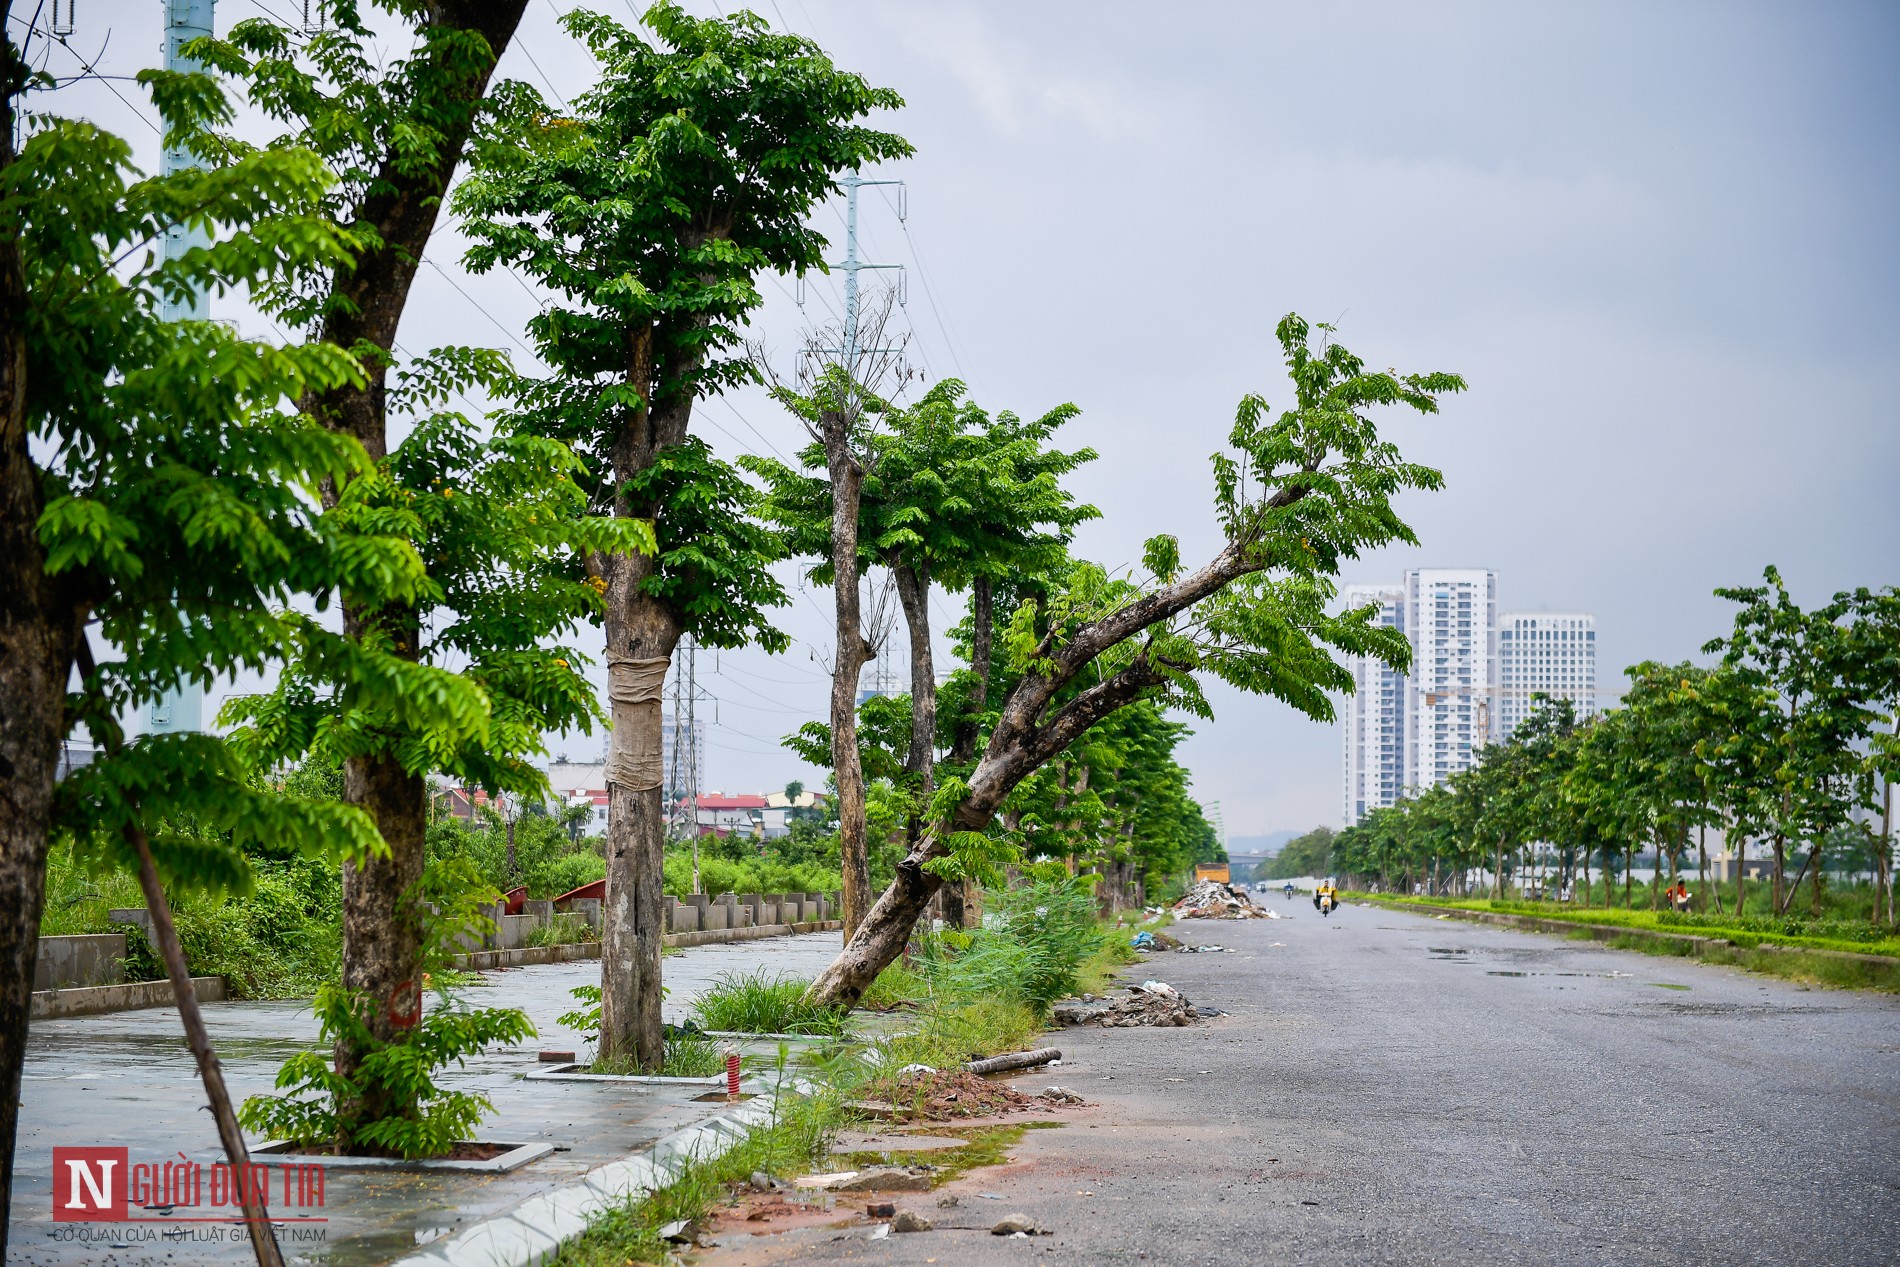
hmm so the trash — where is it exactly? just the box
[868,1223,890,1240]
[866,1202,897,1218]
[537,1049,576,1063]
[658,1219,691,1243]
[793,1171,861,1190]
[833,1167,934,1193]
[1039,1086,1086,1106]
[891,1210,933,1233]
[897,1063,938,1076]
[864,1068,1042,1120]
[1172,878,1271,919]
[977,1192,1006,1201]
[1130,930,1155,949]
[1091,982,1202,1027]
[992,1214,1040,1235]
[749,1171,791,1192]
[1051,1000,1105,1026]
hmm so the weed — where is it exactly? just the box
[691,970,848,1036]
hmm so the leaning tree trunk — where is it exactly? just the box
[0,199,79,1254]
[127,826,285,1267]
[822,408,875,938]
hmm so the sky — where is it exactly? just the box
[22,0,1899,838]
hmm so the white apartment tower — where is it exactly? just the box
[1339,585,1407,827]
[1404,569,1498,794]
[1495,612,1598,738]
[1340,570,1595,826]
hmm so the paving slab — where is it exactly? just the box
[8,932,843,1265]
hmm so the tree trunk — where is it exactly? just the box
[0,86,86,1255]
[128,826,285,1267]
[1736,834,1747,918]
[892,558,937,862]
[1697,818,1709,914]
[595,571,681,1069]
[940,576,992,931]
[1772,834,1787,914]
[821,408,875,938]
[335,751,427,1137]
[1493,836,1505,900]
[1624,845,1634,907]
[302,0,529,1109]
[1883,766,1894,928]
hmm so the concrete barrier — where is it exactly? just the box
[32,975,225,1020]
[34,934,126,992]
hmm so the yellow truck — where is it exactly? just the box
[1193,862,1231,884]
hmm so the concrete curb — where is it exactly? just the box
[1364,899,1900,985]
[30,975,226,1020]
[389,1088,783,1267]
[447,921,841,971]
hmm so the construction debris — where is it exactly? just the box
[964,1047,1061,1075]
[1039,1085,1085,1105]
[1095,981,1202,1027]
[992,1214,1042,1236]
[1173,878,1272,919]
[891,1210,933,1233]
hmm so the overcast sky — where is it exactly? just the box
[30,1,1898,838]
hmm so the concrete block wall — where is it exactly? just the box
[34,934,127,991]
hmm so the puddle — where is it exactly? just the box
[1647,982,1691,991]
[831,1121,1062,1187]
[1484,970,1628,980]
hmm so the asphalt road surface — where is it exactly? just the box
[696,901,1900,1267]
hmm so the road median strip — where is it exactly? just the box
[1358,897,1900,991]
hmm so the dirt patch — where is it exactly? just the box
[862,1069,1040,1120]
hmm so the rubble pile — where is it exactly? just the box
[1053,980,1206,1028]
[864,1069,1038,1120]
[1172,879,1271,919]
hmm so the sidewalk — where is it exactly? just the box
[8,933,842,1266]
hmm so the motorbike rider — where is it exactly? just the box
[1313,877,1339,912]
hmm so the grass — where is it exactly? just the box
[690,970,850,1037]
[1362,893,1900,992]
[524,911,594,949]
[1368,894,1900,958]
[547,885,1140,1264]
[591,1034,730,1079]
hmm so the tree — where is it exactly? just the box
[1707,569,1874,914]
[1843,587,1900,925]
[198,0,539,1127]
[748,377,1096,925]
[0,30,431,1259]
[457,4,906,1067]
[805,314,1462,1005]
[1257,828,1336,881]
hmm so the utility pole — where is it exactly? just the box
[148,0,217,738]
[669,636,708,890]
[806,172,905,378]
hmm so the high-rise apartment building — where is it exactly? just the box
[1340,570,1596,826]
[1404,568,1499,795]
[1495,612,1598,739]
[1340,585,1407,827]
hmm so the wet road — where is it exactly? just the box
[697,901,1900,1267]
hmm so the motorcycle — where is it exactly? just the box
[1314,891,1337,917]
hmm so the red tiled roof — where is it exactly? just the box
[697,794,767,810]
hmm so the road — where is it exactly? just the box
[697,901,1900,1267]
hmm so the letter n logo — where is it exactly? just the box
[52,1147,128,1221]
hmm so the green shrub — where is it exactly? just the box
[921,876,1104,1012]
[661,851,840,898]
[690,970,847,1036]
[525,911,593,948]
